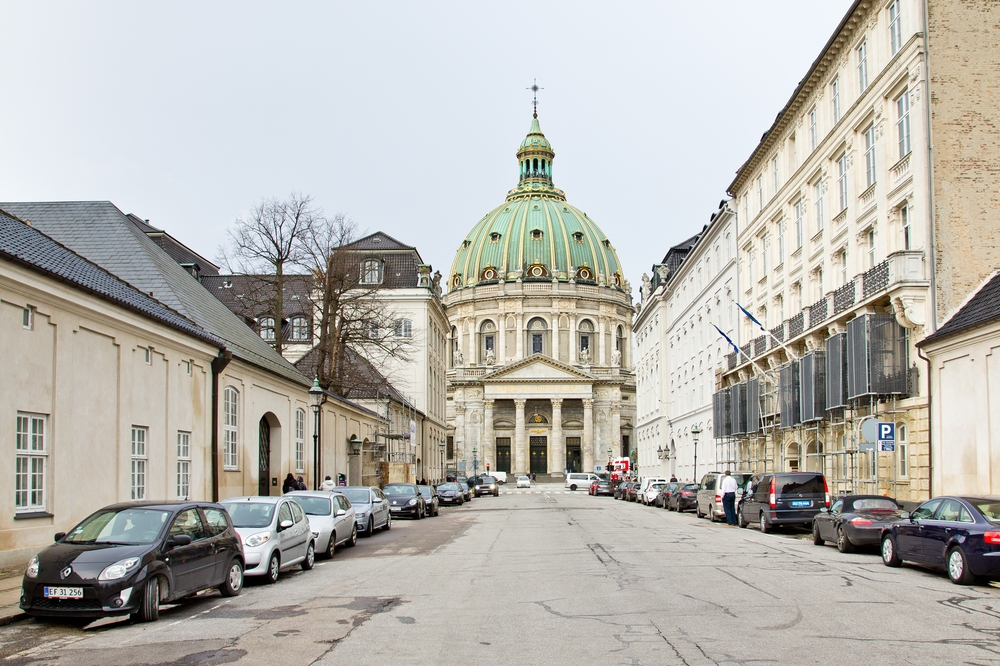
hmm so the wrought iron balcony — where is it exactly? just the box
[862,259,890,299]
[788,312,804,338]
[808,297,828,328]
[833,282,856,314]
[753,335,767,357]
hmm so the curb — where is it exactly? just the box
[0,611,28,628]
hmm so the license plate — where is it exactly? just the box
[790,500,813,508]
[44,586,83,599]
[390,507,401,512]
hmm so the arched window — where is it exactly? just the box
[361,259,381,284]
[527,317,548,356]
[290,316,310,341]
[897,423,908,477]
[258,317,275,341]
[223,387,239,470]
[480,320,496,363]
[578,319,594,354]
[295,409,305,473]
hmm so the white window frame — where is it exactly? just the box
[290,316,310,341]
[295,409,305,474]
[815,181,824,232]
[15,413,47,512]
[772,156,779,194]
[897,89,911,159]
[867,228,876,269]
[857,40,869,92]
[394,319,413,338]
[816,268,824,300]
[757,176,764,210]
[840,249,849,286]
[864,124,877,187]
[22,307,34,330]
[131,426,148,500]
[897,423,908,477]
[144,347,152,364]
[760,234,769,274]
[809,107,818,151]
[361,259,381,285]
[832,77,841,123]
[177,431,191,499]
[837,154,849,211]
[900,203,912,250]
[795,200,804,249]
[889,0,902,56]
[223,387,239,470]
[259,317,276,341]
[777,219,785,264]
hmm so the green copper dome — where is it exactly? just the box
[448,116,624,291]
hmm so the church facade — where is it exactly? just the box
[444,113,635,478]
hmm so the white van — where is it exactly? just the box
[491,471,508,485]
[565,473,600,491]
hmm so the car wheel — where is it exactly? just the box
[265,552,280,584]
[346,525,357,547]
[709,505,719,522]
[696,504,703,518]
[738,510,748,529]
[836,526,854,553]
[364,517,374,537]
[325,533,336,559]
[137,576,160,622]
[570,484,577,491]
[383,514,392,531]
[948,547,976,585]
[881,535,901,567]
[458,499,464,506]
[301,541,315,571]
[812,523,824,546]
[219,560,243,597]
[758,512,770,533]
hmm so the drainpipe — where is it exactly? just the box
[922,0,938,332]
[916,345,932,498]
[211,350,233,502]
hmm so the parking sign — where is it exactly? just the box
[878,422,895,452]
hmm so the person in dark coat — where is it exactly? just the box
[296,475,307,490]
[282,473,296,493]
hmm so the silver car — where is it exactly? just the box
[285,491,357,558]
[220,496,315,584]
[337,486,391,536]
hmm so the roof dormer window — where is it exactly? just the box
[531,229,543,240]
[572,232,584,243]
[490,232,501,243]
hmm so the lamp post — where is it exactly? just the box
[309,377,325,490]
[439,440,446,483]
[472,447,479,477]
[691,424,701,482]
[607,446,613,471]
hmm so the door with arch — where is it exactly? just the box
[258,416,271,496]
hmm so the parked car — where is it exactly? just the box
[614,482,632,500]
[517,476,532,488]
[417,485,440,516]
[336,486,391,536]
[642,482,666,506]
[737,472,830,532]
[813,495,905,552]
[654,482,680,508]
[458,480,473,501]
[881,496,1000,585]
[474,476,500,497]
[21,501,243,623]
[492,471,508,485]
[437,482,465,505]
[220,496,314,584]
[588,480,600,495]
[697,471,754,522]
[285,491,357,558]
[638,477,668,502]
[626,483,641,502]
[565,472,600,491]
[668,483,700,512]
[592,480,614,496]
[382,483,427,519]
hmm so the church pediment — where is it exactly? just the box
[483,355,593,382]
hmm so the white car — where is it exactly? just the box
[565,472,600,491]
[492,471,508,485]
[516,476,531,488]
[643,483,665,505]
[220,496,315,584]
[285,490,357,558]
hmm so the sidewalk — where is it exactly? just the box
[0,567,26,626]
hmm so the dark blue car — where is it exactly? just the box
[880,496,1000,584]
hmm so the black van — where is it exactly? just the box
[738,472,829,531]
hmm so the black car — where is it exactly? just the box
[626,483,640,502]
[382,483,427,519]
[436,482,465,506]
[21,501,244,623]
[417,485,440,517]
[813,495,905,552]
[654,482,680,508]
[668,484,699,512]
[474,476,500,497]
[593,480,614,496]
[738,472,830,531]
[881,496,1000,585]
[458,481,473,501]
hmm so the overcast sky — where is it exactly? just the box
[1,1,853,294]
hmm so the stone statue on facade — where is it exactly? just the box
[432,270,442,296]
[611,348,621,367]
[641,273,652,300]
[485,348,495,366]
[579,347,591,365]
[454,348,464,366]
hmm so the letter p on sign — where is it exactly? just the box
[878,423,895,441]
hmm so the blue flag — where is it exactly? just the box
[713,324,740,356]
[736,303,765,331]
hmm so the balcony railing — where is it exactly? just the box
[833,282,856,314]
[753,335,767,357]
[862,259,890,299]
[890,153,911,189]
[788,312,804,338]
[808,297,828,328]
[740,343,752,359]
[726,352,739,370]
[859,183,877,210]
[769,324,785,349]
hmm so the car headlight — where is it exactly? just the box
[408,498,417,506]
[311,531,319,539]
[25,556,39,579]
[244,532,270,548]
[98,557,140,581]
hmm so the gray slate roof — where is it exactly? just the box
[0,201,309,387]
[918,270,1000,347]
[0,209,216,346]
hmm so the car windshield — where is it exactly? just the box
[478,477,496,484]
[776,475,825,495]
[63,508,171,545]
[339,488,372,505]
[974,501,1000,522]
[221,502,275,528]
[438,483,459,491]
[417,486,434,498]
[518,477,530,481]
[850,498,899,511]
[383,484,416,496]
[292,496,332,516]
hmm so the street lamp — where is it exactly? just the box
[472,447,479,477]
[691,424,701,482]
[439,439,446,483]
[309,377,325,490]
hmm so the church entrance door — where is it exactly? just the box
[529,437,547,474]
[565,437,582,473]
[495,437,511,473]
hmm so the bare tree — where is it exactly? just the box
[218,193,318,355]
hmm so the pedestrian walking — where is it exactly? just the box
[669,474,677,482]
[282,473,296,494]
[531,472,536,482]
[320,475,337,491]
[295,475,307,490]
[720,470,739,525]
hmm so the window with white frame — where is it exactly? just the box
[867,228,876,269]
[816,268,824,300]
[258,317,275,341]
[809,107,818,151]
[815,181,824,232]
[896,89,911,159]
[832,77,841,123]
[15,413,46,512]
[295,409,305,473]
[757,175,763,211]
[144,347,152,364]
[837,154,849,211]
[900,203,912,250]
[772,156,779,194]
[864,124,877,187]
[223,387,239,469]
[394,319,412,338]
[777,219,785,264]
[839,249,848,286]
[794,281,803,311]
[889,0,902,56]
[857,40,869,92]
[760,235,769,274]
[177,431,191,499]
[361,259,381,284]
[776,294,784,323]
[290,316,310,341]
[795,200,804,249]
[22,307,34,330]
[897,423,908,477]
[746,247,755,284]
[131,426,148,500]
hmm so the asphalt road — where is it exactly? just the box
[3,485,1000,665]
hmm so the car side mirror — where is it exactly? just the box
[279,519,294,530]
[901,511,911,520]
[54,532,66,542]
[167,534,193,549]
[335,509,346,517]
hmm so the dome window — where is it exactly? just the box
[452,274,463,288]
[602,239,612,248]
[489,232,501,243]
[481,266,498,281]
[527,264,548,278]
[531,229,543,240]
[613,273,623,287]
[572,232,584,243]
[576,267,593,281]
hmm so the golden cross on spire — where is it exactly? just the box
[527,79,543,118]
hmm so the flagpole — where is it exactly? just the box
[713,324,767,376]
[737,303,798,361]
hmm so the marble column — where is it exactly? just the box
[514,399,527,475]
[569,317,577,364]
[515,314,524,359]
[611,401,622,461]
[550,398,563,475]
[552,314,560,362]
[484,399,495,473]
[598,317,607,366]
[455,404,466,472]
[583,398,594,473]
[468,320,476,365]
